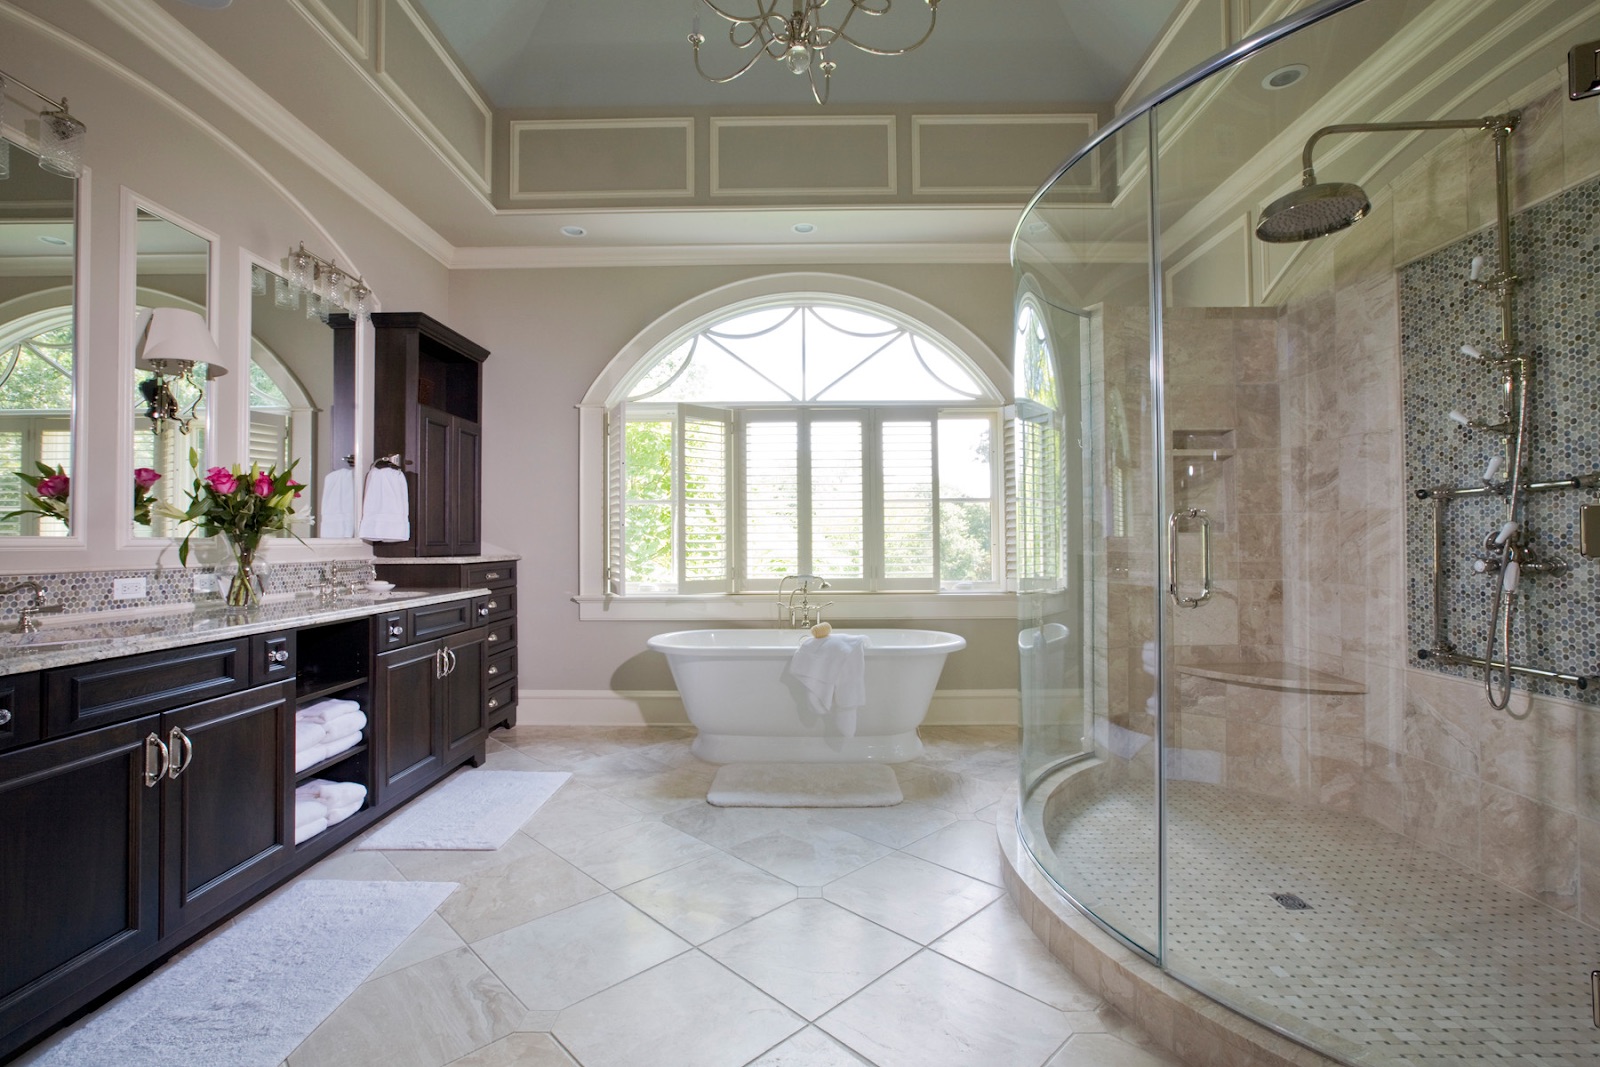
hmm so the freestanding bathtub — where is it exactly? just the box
[645,628,966,763]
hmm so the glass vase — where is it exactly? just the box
[225,544,261,608]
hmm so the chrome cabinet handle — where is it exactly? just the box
[434,648,445,679]
[485,571,501,580]
[1166,508,1213,608]
[445,647,457,675]
[486,599,499,610]
[486,632,499,643]
[268,648,290,664]
[477,605,490,617]
[167,726,194,779]
[487,697,500,710]
[143,732,170,787]
[388,622,405,638]
[488,665,499,676]
[0,707,10,727]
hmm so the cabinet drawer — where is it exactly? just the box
[474,588,515,624]
[0,673,40,753]
[408,600,472,642]
[484,678,516,720]
[486,647,516,685]
[45,641,247,737]
[484,620,515,651]
[377,611,408,649]
[249,632,296,687]
[465,562,514,588]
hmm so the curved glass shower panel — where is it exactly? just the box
[1015,115,1160,958]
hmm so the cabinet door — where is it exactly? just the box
[0,717,161,1047]
[161,683,293,939]
[451,417,481,554]
[441,628,486,759]
[416,405,454,556]
[374,641,443,804]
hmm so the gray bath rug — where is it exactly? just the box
[25,879,456,1067]
[708,762,903,807]
[358,768,570,850]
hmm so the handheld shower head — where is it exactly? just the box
[1254,180,1371,242]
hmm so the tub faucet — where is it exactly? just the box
[0,581,62,634]
[779,574,831,628]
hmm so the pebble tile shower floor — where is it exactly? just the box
[27,726,1180,1067]
[1048,778,1600,1066]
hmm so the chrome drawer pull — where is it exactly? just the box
[487,599,499,610]
[477,605,489,617]
[488,665,499,676]
[487,698,499,710]
[268,649,290,664]
[143,732,170,787]
[485,571,501,580]
[0,707,10,727]
[167,726,194,779]
[487,633,499,643]
[389,623,405,637]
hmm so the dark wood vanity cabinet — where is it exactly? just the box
[374,608,487,807]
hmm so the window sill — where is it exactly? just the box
[572,591,1017,622]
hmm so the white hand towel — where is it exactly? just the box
[294,817,328,845]
[324,799,363,825]
[320,467,356,539]
[297,698,362,725]
[317,710,367,743]
[358,466,410,542]
[788,633,867,738]
[294,720,325,753]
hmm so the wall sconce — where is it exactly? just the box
[0,67,88,178]
[280,243,374,320]
[134,308,227,435]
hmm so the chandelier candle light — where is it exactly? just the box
[689,0,939,105]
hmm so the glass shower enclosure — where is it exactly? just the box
[1014,0,1600,1063]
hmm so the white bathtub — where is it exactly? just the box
[646,628,966,763]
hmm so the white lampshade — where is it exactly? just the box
[133,307,228,378]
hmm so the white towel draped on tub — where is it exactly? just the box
[788,633,868,738]
[358,466,409,542]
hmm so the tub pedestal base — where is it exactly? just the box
[691,729,923,764]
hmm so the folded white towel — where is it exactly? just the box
[788,633,867,739]
[295,797,328,828]
[294,720,325,753]
[317,710,367,743]
[320,466,356,539]
[324,799,363,825]
[294,742,329,774]
[299,779,368,808]
[320,730,362,762]
[297,698,361,725]
[294,817,328,845]
[358,466,410,542]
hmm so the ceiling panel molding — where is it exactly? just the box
[912,114,1099,197]
[710,116,897,198]
[509,119,695,202]
[300,0,371,60]
[1164,212,1252,307]
[449,241,1010,270]
[375,0,493,194]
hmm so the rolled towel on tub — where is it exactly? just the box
[788,632,868,738]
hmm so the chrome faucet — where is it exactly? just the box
[0,581,63,634]
[322,560,374,598]
[778,574,831,628]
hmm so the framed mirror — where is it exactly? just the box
[0,136,77,538]
[130,205,214,538]
[247,260,356,538]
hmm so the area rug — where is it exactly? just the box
[707,762,903,807]
[357,768,570,850]
[27,879,456,1067]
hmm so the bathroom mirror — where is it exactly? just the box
[0,136,77,537]
[247,262,356,538]
[131,206,212,538]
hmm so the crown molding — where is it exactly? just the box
[448,241,1012,270]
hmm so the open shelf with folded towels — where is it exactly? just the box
[292,618,373,844]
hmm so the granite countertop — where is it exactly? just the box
[0,587,488,675]
[373,553,520,565]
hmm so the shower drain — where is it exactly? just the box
[1272,893,1312,911]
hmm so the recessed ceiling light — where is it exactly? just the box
[1262,64,1308,91]
[37,235,69,246]
[560,226,586,238]
[792,223,816,234]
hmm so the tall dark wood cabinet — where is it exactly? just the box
[334,312,489,557]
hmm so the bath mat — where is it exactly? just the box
[358,768,570,850]
[26,879,456,1067]
[708,762,903,807]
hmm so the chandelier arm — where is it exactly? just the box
[832,0,938,56]
[807,53,831,105]
[691,41,771,85]
[698,0,781,24]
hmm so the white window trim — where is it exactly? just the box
[577,273,1016,621]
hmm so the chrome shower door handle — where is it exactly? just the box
[1167,508,1213,608]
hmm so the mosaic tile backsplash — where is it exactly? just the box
[1401,175,1600,702]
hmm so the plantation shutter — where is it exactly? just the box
[743,415,799,584]
[879,413,935,589]
[1014,398,1063,592]
[1003,407,1017,586]
[606,402,626,594]
[248,411,291,470]
[809,413,865,585]
[679,405,732,593]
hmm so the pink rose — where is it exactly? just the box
[204,467,238,494]
[36,473,69,499]
[133,467,162,489]
[287,480,303,498]
[252,471,273,498]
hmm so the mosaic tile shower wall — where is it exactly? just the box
[1401,175,1600,702]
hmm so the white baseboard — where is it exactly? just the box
[514,689,1020,727]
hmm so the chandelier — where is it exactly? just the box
[689,0,940,106]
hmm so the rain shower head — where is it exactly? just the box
[1255,179,1370,242]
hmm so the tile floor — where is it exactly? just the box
[163,725,1184,1067]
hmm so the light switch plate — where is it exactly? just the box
[112,577,147,600]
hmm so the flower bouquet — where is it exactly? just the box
[165,450,303,607]
[2,463,70,527]
[133,467,161,527]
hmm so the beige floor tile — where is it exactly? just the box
[597,760,720,816]
[824,853,1002,944]
[519,782,649,854]
[662,801,809,849]
[807,800,958,849]
[702,898,919,1019]
[443,1031,578,1066]
[287,948,523,1067]
[744,1026,873,1066]
[729,822,893,885]
[300,847,407,882]
[902,817,1007,885]
[818,950,1073,1067]
[551,952,803,1067]
[370,913,468,981]
[617,851,798,943]
[932,899,1100,1011]
[541,814,722,889]
[471,894,689,1010]
[1044,1032,1185,1066]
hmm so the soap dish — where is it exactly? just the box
[366,580,396,594]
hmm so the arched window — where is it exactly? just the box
[607,297,1004,595]
[0,309,73,537]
